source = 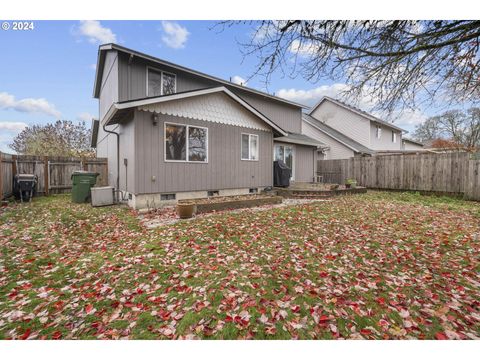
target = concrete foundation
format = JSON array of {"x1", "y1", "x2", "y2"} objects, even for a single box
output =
[{"x1": 128, "y1": 187, "x2": 266, "y2": 210}]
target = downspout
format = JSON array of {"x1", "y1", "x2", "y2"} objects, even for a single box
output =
[{"x1": 102, "y1": 122, "x2": 120, "y2": 203}]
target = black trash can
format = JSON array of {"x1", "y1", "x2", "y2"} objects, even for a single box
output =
[
  {"x1": 13, "y1": 174, "x2": 38, "y2": 202},
  {"x1": 273, "y1": 160, "x2": 292, "y2": 187}
]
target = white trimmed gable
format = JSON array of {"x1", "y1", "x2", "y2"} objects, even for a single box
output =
[{"x1": 138, "y1": 92, "x2": 271, "y2": 132}]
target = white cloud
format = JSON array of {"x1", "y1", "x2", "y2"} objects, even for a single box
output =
[
  {"x1": 0, "y1": 92, "x2": 61, "y2": 118},
  {"x1": 0, "y1": 121, "x2": 27, "y2": 132},
  {"x1": 385, "y1": 109, "x2": 427, "y2": 129},
  {"x1": 77, "y1": 112, "x2": 94, "y2": 122},
  {"x1": 0, "y1": 121, "x2": 28, "y2": 154},
  {"x1": 277, "y1": 83, "x2": 352, "y2": 107},
  {"x1": 231, "y1": 75, "x2": 247, "y2": 86},
  {"x1": 78, "y1": 20, "x2": 117, "y2": 44},
  {"x1": 161, "y1": 21, "x2": 189, "y2": 49},
  {"x1": 289, "y1": 39, "x2": 320, "y2": 57}
]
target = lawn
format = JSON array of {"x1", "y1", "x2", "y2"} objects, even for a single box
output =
[{"x1": 0, "y1": 192, "x2": 479, "y2": 340}]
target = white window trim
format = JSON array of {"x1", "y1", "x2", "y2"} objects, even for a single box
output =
[
  {"x1": 241, "y1": 133, "x2": 260, "y2": 161},
  {"x1": 146, "y1": 66, "x2": 177, "y2": 97},
  {"x1": 273, "y1": 143, "x2": 295, "y2": 181},
  {"x1": 164, "y1": 121, "x2": 208, "y2": 163}
]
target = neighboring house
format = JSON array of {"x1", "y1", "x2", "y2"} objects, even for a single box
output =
[
  {"x1": 402, "y1": 138, "x2": 424, "y2": 151},
  {"x1": 91, "y1": 44, "x2": 324, "y2": 209},
  {"x1": 302, "y1": 96, "x2": 407, "y2": 159}
]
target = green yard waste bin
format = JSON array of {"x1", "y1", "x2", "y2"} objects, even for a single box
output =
[{"x1": 71, "y1": 171, "x2": 99, "y2": 203}]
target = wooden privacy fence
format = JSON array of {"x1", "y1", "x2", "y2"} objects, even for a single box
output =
[
  {"x1": 317, "y1": 152, "x2": 480, "y2": 201},
  {"x1": 0, "y1": 152, "x2": 108, "y2": 200}
]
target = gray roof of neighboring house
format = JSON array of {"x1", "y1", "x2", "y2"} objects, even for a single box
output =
[
  {"x1": 308, "y1": 96, "x2": 407, "y2": 133},
  {"x1": 93, "y1": 43, "x2": 307, "y2": 109},
  {"x1": 274, "y1": 132, "x2": 327, "y2": 148},
  {"x1": 302, "y1": 114, "x2": 375, "y2": 154},
  {"x1": 402, "y1": 138, "x2": 424, "y2": 146}
]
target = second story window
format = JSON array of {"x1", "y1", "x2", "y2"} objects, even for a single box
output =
[
  {"x1": 376, "y1": 125, "x2": 382, "y2": 139},
  {"x1": 162, "y1": 72, "x2": 176, "y2": 95},
  {"x1": 392, "y1": 131, "x2": 397, "y2": 143},
  {"x1": 147, "y1": 68, "x2": 176, "y2": 97}
]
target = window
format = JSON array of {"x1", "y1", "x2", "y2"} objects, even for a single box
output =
[
  {"x1": 274, "y1": 144, "x2": 294, "y2": 179},
  {"x1": 147, "y1": 68, "x2": 162, "y2": 97},
  {"x1": 392, "y1": 131, "x2": 397, "y2": 143},
  {"x1": 275, "y1": 144, "x2": 293, "y2": 169},
  {"x1": 165, "y1": 123, "x2": 186, "y2": 161},
  {"x1": 161, "y1": 193, "x2": 176, "y2": 200},
  {"x1": 241, "y1": 134, "x2": 259, "y2": 161},
  {"x1": 165, "y1": 123, "x2": 207, "y2": 162},
  {"x1": 147, "y1": 68, "x2": 176, "y2": 97},
  {"x1": 162, "y1": 72, "x2": 176, "y2": 95},
  {"x1": 188, "y1": 126, "x2": 207, "y2": 162},
  {"x1": 376, "y1": 125, "x2": 382, "y2": 139}
]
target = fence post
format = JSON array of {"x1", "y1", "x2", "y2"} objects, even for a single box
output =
[
  {"x1": 44, "y1": 156, "x2": 49, "y2": 196},
  {"x1": 12, "y1": 155, "x2": 17, "y2": 176},
  {"x1": 82, "y1": 158, "x2": 88, "y2": 171}
]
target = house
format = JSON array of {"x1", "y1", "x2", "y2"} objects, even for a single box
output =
[
  {"x1": 402, "y1": 138, "x2": 424, "y2": 151},
  {"x1": 91, "y1": 44, "x2": 325, "y2": 209},
  {"x1": 302, "y1": 96, "x2": 409, "y2": 159}
]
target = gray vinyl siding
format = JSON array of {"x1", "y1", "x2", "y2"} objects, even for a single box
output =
[
  {"x1": 96, "y1": 114, "x2": 135, "y2": 192},
  {"x1": 229, "y1": 89, "x2": 302, "y2": 133},
  {"x1": 294, "y1": 145, "x2": 317, "y2": 182},
  {"x1": 274, "y1": 141, "x2": 316, "y2": 182},
  {"x1": 370, "y1": 122, "x2": 402, "y2": 151},
  {"x1": 403, "y1": 140, "x2": 424, "y2": 150},
  {"x1": 116, "y1": 53, "x2": 302, "y2": 133},
  {"x1": 310, "y1": 101, "x2": 371, "y2": 148},
  {"x1": 99, "y1": 50, "x2": 119, "y2": 121},
  {"x1": 119, "y1": 119, "x2": 135, "y2": 193},
  {"x1": 302, "y1": 121, "x2": 355, "y2": 160},
  {"x1": 96, "y1": 125, "x2": 118, "y2": 188},
  {"x1": 133, "y1": 109, "x2": 273, "y2": 194},
  {"x1": 117, "y1": 53, "x2": 215, "y2": 101}
]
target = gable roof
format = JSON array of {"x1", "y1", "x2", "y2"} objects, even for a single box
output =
[
  {"x1": 103, "y1": 86, "x2": 288, "y2": 136},
  {"x1": 308, "y1": 96, "x2": 406, "y2": 133},
  {"x1": 402, "y1": 138, "x2": 424, "y2": 146},
  {"x1": 302, "y1": 114, "x2": 375, "y2": 155},
  {"x1": 274, "y1": 132, "x2": 328, "y2": 148},
  {"x1": 93, "y1": 43, "x2": 307, "y2": 109}
]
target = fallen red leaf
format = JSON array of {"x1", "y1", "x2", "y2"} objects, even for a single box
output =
[{"x1": 435, "y1": 332, "x2": 448, "y2": 340}]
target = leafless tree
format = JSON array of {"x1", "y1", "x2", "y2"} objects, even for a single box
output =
[
  {"x1": 413, "y1": 107, "x2": 480, "y2": 149},
  {"x1": 219, "y1": 21, "x2": 480, "y2": 114}
]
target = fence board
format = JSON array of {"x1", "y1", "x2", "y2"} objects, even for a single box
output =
[
  {"x1": 317, "y1": 152, "x2": 480, "y2": 201},
  {"x1": 1, "y1": 152, "x2": 108, "y2": 199}
]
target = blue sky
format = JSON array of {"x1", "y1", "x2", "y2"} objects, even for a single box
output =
[{"x1": 0, "y1": 20, "x2": 428, "y2": 152}]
